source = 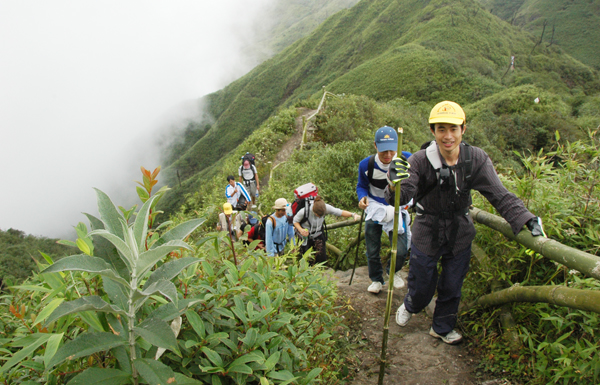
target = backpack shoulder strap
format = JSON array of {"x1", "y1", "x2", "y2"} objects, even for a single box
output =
[
  {"x1": 425, "y1": 141, "x2": 442, "y2": 171},
  {"x1": 462, "y1": 143, "x2": 472, "y2": 187},
  {"x1": 367, "y1": 155, "x2": 376, "y2": 183}
]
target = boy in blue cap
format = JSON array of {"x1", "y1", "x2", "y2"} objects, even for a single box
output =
[{"x1": 356, "y1": 126, "x2": 412, "y2": 294}]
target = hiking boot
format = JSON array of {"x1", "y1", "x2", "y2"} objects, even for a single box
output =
[
  {"x1": 367, "y1": 281, "x2": 383, "y2": 294},
  {"x1": 393, "y1": 271, "x2": 405, "y2": 289},
  {"x1": 395, "y1": 303, "x2": 412, "y2": 326},
  {"x1": 429, "y1": 328, "x2": 463, "y2": 345}
]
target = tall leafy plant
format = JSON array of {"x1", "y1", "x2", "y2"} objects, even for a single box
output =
[{"x1": 37, "y1": 187, "x2": 205, "y2": 384}]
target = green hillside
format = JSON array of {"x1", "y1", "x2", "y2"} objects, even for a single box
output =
[
  {"x1": 159, "y1": 0, "x2": 599, "y2": 215},
  {"x1": 478, "y1": 0, "x2": 600, "y2": 69}
]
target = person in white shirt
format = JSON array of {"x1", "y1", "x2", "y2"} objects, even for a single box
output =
[
  {"x1": 293, "y1": 195, "x2": 360, "y2": 265},
  {"x1": 225, "y1": 175, "x2": 251, "y2": 210}
]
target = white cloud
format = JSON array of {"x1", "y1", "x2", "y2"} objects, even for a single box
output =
[{"x1": 0, "y1": 1, "x2": 273, "y2": 238}]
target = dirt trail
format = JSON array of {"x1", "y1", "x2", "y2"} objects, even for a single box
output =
[
  {"x1": 331, "y1": 266, "x2": 487, "y2": 385},
  {"x1": 260, "y1": 107, "x2": 317, "y2": 189}
]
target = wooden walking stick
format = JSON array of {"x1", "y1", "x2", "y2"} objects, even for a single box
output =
[
  {"x1": 378, "y1": 127, "x2": 403, "y2": 384},
  {"x1": 348, "y1": 210, "x2": 365, "y2": 285}
]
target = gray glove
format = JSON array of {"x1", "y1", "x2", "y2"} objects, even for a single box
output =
[{"x1": 526, "y1": 217, "x2": 546, "y2": 237}]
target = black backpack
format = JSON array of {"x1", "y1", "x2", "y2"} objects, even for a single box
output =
[
  {"x1": 253, "y1": 215, "x2": 275, "y2": 241},
  {"x1": 241, "y1": 152, "x2": 256, "y2": 167}
]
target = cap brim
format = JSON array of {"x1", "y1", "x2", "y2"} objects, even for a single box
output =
[
  {"x1": 376, "y1": 142, "x2": 398, "y2": 152},
  {"x1": 224, "y1": 210, "x2": 233, "y2": 215},
  {"x1": 429, "y1": 117, "x2": 465, "y2": 125}
]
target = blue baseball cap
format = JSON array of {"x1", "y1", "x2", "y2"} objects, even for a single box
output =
[{"x1": 374, "y1": 126, "x2": 398, "y2": 152}]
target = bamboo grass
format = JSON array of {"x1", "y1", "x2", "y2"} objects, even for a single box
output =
[{"x1": 378, "y1": 128, "x2": 403, "y2": 385}]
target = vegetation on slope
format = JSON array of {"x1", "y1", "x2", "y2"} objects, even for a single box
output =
[
  {"x1": 159, "y1": 0, "x2": 599, "y2": 216},
  {"x1": 478, "y1": 0, "x2": 600, "y2": 69},
  {"x1": 0, "y1": 228, "x2": 75, "y2": 286}
]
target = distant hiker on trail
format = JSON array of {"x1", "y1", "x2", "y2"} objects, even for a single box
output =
[
  {"x1": 216, "y1": 202, "x2": 244, "y2": 240},
  {"x1": 239, "y1": 156, "x2": 259, "y2": 206},
  {"x1": 357, "y1": 126, "x2": 412, "y2": 295},
  {"x1": 293, "y1": 195, "x2": 360, "y2": 266},
  {"x1": 265, "y1": 198, "x2": 296, "y2": 257},
  {"x1": 225, "y1": 175, "x2": 251, "y2": 211},
  {"x1": 386, "y1": 100, "x2": 546, "y2": 345}
]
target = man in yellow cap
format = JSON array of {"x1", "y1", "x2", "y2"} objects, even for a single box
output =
[{"x1": 385, "y1": 101, "x2": 545, "y2": 345}]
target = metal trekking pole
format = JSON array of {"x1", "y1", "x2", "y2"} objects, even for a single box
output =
[
  {"x1": 349, "y1": 210, "x2": 365, "y2": 286},
  {"x1": 378, "y1": 127, "x2": 403, "y2": 385}
]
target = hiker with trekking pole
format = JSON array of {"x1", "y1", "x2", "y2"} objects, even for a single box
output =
[
  {"x1": 385, "y1": 100, "x2": 546, "y2": 345},
  {"x1": 356, "y1": 126, "x2": 413, "y2": 294}
]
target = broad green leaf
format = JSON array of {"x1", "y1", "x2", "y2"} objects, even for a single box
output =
[
  {"x1": 232, "y1": 296, "x2": 248, "y2": 324},
  {"x1": 134, "y1": 317, "x2": 180, "y2": 355},
  {"x1": 84, "y1": 212, "x2": 104, "y2": 231},
  {"x1": 40, "y1": 252, "x2": 54, "y2": 264},
  {"x1": 0, "y1": 334, "x2": 52, "y2": 373},
  {"x1": 103, "y1": 278, "x2": 130, "y2": 311},
  {"x1": 40, "y1": 254, "x2": 129, "y2": 286},
  {"x1": 110, "y1": 346, "x2": 131, "y2": 374},
  {"x1": 79, "y1": 311, "x2": 105, "y2": 332},
  {"x1": 88, "y1": 230, "x2": 133, "y2": 271},
  {"x1": 143, "y1": 257, "x2": 201, "y2": 290},
  {"x1": 138, "y1": 279, "x2": 178, "y2": 307},
  {"x1": 152, "y1": 218, "x2": 206, "y2": 248},
  {"x1": 201, "y1": 346, "x2": 224, "y2": 368},
  {"x1": 43, "y1": 333, "x2": 64, "y2": 368},
  {"x1": 186, "y1": 310, "x2": 206, "y2": 339},
  {"x1": 240, "y1": 328, "x2": 258, "y2": 348},
  {"x1": 227, "y1": 363, "x2": 252, "y2": 375},
  {"x1": 133, "y1": 194, "x2": 158, "y2": 251},
  {"x1": 230, "y1": 351, "x2": 265, "y2": 367},
  {"x1": 136, "y1": 241, "x2": 191, "y2": 277},
  {"x1": 32, "y1": 298, "x2": 64, "y2": 327},
  {"x1": 147, "y1": 302, "x2": 181, "y2": 322},
  {"x1": 136, "y1": 186, "x2": 149, "y2": 203},
  {"x1": 57, "y1": 239, "x2": 77, "y2": 248},
  {"x1": 76, "y1": 238, "x2": 92, "y2": 255},
  {"x1": 45, "y1": 296, "x2": 126, "y2": 326},
  {"x1": 267, "y1": 370, "x2": 297, "y2": 382},
  {"x1": 260, "y1": 377, "x2": 269, "y2": 385},
  {"x1": 264, "y1": 351, "x2": 280, "y2": 371},
  {"x1": 133, "y1": 358, "x2": 176, "y2": 385},
  {"x1": 47, "y1": 332, "x2": 127, "y2": 369},
  {"x1": 66, "y1": 367, "x2": 131, "y2": 385},
  {"x1": 41, "y1": 270, "x2": 66, "y2": 291},
  {"x1": 173, "y1": 372, "x2": 203, "y2": 385},
  {"x1": 299, "y1": 368, "x2": 322, "y2": 385},
  {"x1": 94, "y1": 188, "x2": 125, "y2": 239}
]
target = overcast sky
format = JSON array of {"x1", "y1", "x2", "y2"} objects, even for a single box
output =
[{"x1": 0, "y1": 1, "x2": 274, "y2": 239}]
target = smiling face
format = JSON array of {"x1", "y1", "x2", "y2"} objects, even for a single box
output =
[
  {"x1": 373, "y1": 143, "x2": 397, "y2": 165},
  {"x1": 431, "y1": 123, "x2": 465, "y2": 162}
]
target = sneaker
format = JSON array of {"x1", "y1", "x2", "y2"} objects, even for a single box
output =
[
  {"x1": 429, "y1": 327, "x2": 463, "y2": 345},
  {"x1": 395, "y1": 303, "x2": 412, "y2": 326},
  {"x1": 393, "y1": 271, "x2": 405, "y2": 289},
  {"x1": 367, "y1": 281, "x2": 383, "y2": 293}
]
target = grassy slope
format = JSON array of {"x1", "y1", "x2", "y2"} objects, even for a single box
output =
[
  {"x1": 160, "y1": 0, "x2": 599, "y2": 214},
  {"x1": 478, "y1": 0, "x2": 600, "y2": 69}
]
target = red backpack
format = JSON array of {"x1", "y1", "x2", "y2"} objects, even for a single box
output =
[{"x1": 291, "y1": 183, "x2": 318, "y2": 221}]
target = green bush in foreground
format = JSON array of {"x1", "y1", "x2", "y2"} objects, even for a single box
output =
[{"x1": 0, "y1": 177, "x2": 348, "y2": 384}]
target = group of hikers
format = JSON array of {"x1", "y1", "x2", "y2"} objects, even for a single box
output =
[{"x1": 216, "y1": 100, "x2": 546, "y2": 345}]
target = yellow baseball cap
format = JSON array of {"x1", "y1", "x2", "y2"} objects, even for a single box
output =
[{"x1": 429, "y1": 101, "x2": 466, "y2": 125}]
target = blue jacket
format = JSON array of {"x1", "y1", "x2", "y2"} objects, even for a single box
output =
[{"x1": 265, "y1": 214, "x2": 295, "y2": 256}]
